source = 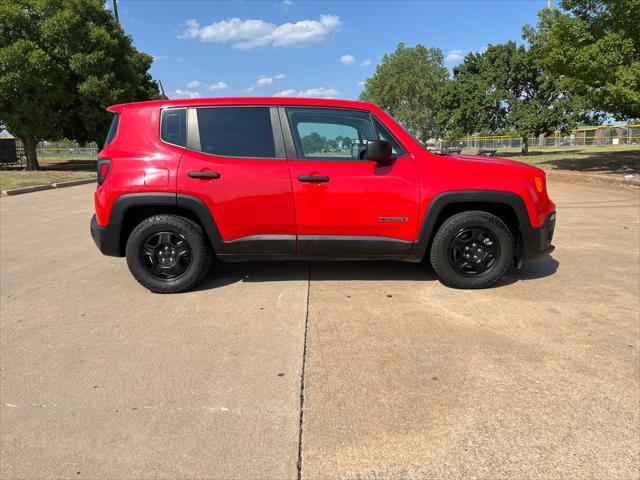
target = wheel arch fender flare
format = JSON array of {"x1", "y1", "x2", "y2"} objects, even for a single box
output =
[
  {"x1": 411, "y1": 190, "x2": 534, "y2": 258},
  {"x1": 108, "y1": 192, "x2": 225, "y2": 253},
  {"x1": 175, "y1": 193, "x2": 224, "y2": 251}
]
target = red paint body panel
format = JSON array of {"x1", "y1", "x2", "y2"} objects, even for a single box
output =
[
  {"x1": 94, "y1": 105, "x2": 182, "y2": 226},
  {"x1": 95, "y1": 97, "x2": 555, "y2": 248},
  {"x1": 177, "y1": 151, "x2": 296, "y2": 240},
  {"x1": 287, "y1": 157, "x2": 420, "y2": 241}
]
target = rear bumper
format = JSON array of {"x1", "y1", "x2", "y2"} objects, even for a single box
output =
[
  {"x1": 90, "y1": 215, "x2": 122, "y2": 257},
  {"x1": 522, "y1": 211, "x2": 556, "y2": 260}
]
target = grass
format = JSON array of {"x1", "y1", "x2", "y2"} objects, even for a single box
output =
[
  {"x1": 0, "y1": 156, "x2": 96, "y2": 191},
  {"x1": 0, "y1": 170, "x2": 95, "y2": 191},
  {"x1": 463, "y1": 145, "x2": 640, "y2": 175}
]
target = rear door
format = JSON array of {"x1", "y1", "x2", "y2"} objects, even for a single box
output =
[
  {"x1": 281, "y1": 106, "x2": 420, "y2": 257},
  {"x1": 176, "y1": 105, "x2": 296, "y2": 256}
]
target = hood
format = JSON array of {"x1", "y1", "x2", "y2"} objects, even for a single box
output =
[
  {"x1": 433, "y1": 153, "x2": 545, "y2": 176},
  {"x1": 449, "y1": 153, "x2": 541, "y2": 170}
]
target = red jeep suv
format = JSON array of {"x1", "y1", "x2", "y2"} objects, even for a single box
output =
[{"x1": 91, "y1": 97, "x2": 555, "y2": 293}]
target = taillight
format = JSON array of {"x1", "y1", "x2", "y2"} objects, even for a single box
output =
[{"x1": 97, "y1": 159, "x2": 111, "y2": 185}]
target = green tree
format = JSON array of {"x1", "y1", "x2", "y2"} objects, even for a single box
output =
[
  {"x1": 360, "y1": 43, "x2": 449, "y2": 141},
  {"x1": 524, "y1": 0, "x2": 640, "y2": 119},
  {"x1": 439, "y1": 42, "x2": 579, "y2": 155},
  {"x1": 0, "y1": 0, "x2": 159, "y2": 170},
  {"x1": 437, "y1": 51, "x2": 506, "y2": 140},
  {"x1": 301, "y1": 132, "x2": 326, "y2": 154}
]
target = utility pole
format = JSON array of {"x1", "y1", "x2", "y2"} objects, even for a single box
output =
[
  {"x1": 158, "y1": 80, "x2": 169, "y2": 100},
  {"x1": 113, "y1": 0, "x2": 119, "y2": 24}
]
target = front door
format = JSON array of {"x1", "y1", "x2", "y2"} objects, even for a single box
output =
[
  {"x1": 281, "y1": 106, "x2": 420, "y2": 257},
  {"x1": 177, "y1": 106, "x2": 296, "y2": 256}
]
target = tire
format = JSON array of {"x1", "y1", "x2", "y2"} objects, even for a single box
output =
[
  {"x1": 125, "y1": 214, "x2": 211, "y2": 293},
  {"x1": 429, "y1": 210, "x2": 514, "y2": 289}
]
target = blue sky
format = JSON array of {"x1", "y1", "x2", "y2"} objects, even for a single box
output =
[{"x1": 110, "y1": 0, "x2": 548, "y2": 100}]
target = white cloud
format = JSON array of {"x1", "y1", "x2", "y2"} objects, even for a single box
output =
[
  {"x1": 360, "y1": 59, "x2": 372, "y2": 66},
  {"x1": 273, "y1": 87, "x2": 339, "y2": 98},
  {"x1": 152, "y1": 54, "x2": 168, "y2": 61},
  {"x1": 180, "y1": 15, "x2": 341, "y2": 50},
  {"x1": 445, "y1": 49, "x2": 465, "y2": 62},
  {"x1": 247, "y1": 73, "x2": 286, "y2": 92},
  {"x1": 357, "y1": 81, "x2": 365, "y2": 87},
  {"x1": 208, "y1": 81, "x2": 229, "y2": 91},
  {"x1": 281, "y1": 0, "x2": 293, "y2": 9},
  {"x1": 256, "y1": 75, "x2": 274, "y2": 87},
  {"x1": 173, "y1": 89, "x2": 201, "y2": 99},
  {"x1": 187, "y1": 80, "x2": 229, "y2": 91},
  {"x1": 340, "y1": 54, "x2": 356, "y2": 66}
]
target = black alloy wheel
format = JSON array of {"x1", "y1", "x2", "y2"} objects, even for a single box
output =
[
  {"x1": 141, "y1": 231, "x2": 192, "y2": 280},
  {"x1": 125, "y1": 214, "x2": 211, "y2": 293},
  {"x1": 429, "y1": 210, "x2": 514, "y2": 289},
  {"x1": 448, "y1": 227, "x2": 500, "y2": 276}
]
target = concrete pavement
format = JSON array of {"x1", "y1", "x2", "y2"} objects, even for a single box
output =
[
  {"x1": 0, "y1": 186, "x2": 308, "y2": 478},
  {"x1": 1, "y1": 180, "x2": 638, "y2": 479}
]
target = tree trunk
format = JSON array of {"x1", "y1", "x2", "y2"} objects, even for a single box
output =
[
  {"x1": 521, "y1": 135, "x2": 529, "y2": 156},
  {"x1": 22, "y1": 136, "x2": 39, "y2": 170}
]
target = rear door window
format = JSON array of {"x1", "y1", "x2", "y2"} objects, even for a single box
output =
[
  {"x1": 161, "y1": 108, "x2": 187, "y2": 147},
  {"x1": 196, "y1": 107, "x2": 275, "y2": 158}
]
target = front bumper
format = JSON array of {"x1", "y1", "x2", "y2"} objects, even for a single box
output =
[
  {"x1": 522, "y1": 211, "x2": 556, "y2": 260},
  {"x1": 90, "y1": 215, "x2": 122, "y2": 257}
]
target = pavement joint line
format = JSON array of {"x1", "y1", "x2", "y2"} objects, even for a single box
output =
[{"x1": 296, "y1": 262, "x2": 311, "y2": 480}]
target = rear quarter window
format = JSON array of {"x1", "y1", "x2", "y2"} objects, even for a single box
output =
[
  {"x1": 161, "y1": 108, "x2": 187, "y2": 147},
  {"x1": 104, "y1": 114, "x2": 119, "y2": 147}
]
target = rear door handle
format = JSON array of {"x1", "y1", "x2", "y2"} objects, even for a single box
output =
[
  {"x1": 298, "y1": 175, "x2": 329, "y2": 183},
  {"x1": 189, "y1": 171, "x2": 220, "y2": 179}
]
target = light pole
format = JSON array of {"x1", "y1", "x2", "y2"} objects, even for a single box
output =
[{"x1": 113, "y1": 0, "x2": 119, "y2": 24}]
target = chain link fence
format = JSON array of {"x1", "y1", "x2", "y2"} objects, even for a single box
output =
[
  {"x1": 435, "y1": 124, "x2": 640, "y2": 152},
  {"x1": 11, "y1": 124, "x2": 640, "y2": 159},
  {"x1": 14, "y1": 140, "x2": 99, "y2": 161}
]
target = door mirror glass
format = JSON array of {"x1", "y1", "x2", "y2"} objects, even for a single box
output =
[{"x1": 366, "y1": 140, "x2": 392, "y2": 164}]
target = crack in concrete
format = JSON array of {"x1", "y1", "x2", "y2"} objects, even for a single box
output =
[{"x1": 296, "y1": 263, "x2": 311, "y2": 480}]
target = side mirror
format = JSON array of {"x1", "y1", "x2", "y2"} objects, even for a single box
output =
[{"x1": 365, "y1": 140, "x2": 392, "y2": 164}]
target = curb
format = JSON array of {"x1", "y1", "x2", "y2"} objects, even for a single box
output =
[
  {"x1": 546, "y1": 170, "x2": 639, "y2": 188},
  {"x1": 1, "y1": 178, "x2": 95, "y2": 197}
]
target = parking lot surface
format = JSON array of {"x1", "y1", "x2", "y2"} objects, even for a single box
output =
[{"x1": 1, "y1": 179, "x2": 638, "y2": 479}]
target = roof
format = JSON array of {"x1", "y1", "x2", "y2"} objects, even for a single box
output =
[
  {"x1": 107, "y1": 97, "x2": 377, "y2": 113},
  {"x1": 0, "y1": 129, "x2": 14, "y2": 139}
]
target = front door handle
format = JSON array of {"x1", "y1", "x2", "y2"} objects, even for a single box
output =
[
  {"x1": 189, "y1": 171, "x2": 221, "y2": 179},
  {"x1": 298, "y1": 175, "x2": 329, "y2": 183}
]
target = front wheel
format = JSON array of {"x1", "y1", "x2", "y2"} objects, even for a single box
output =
[
  {"x1": 125, "y1": 214, "x2": 211, "y2": 293},
  {"x1": 429, "y1": 211, "x2": 514, "y2": 289}
]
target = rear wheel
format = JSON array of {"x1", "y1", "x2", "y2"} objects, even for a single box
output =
[
  {"x1": 125, "y1": 214, "x2": 211, "y2": 293},
  {"x1": 429, "y1": 211, "x2": 514, "y2": 289}
]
